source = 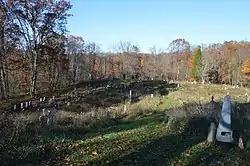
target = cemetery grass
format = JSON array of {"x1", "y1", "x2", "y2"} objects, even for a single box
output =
[{"x1": 1, "y1": 82, "x2": 250, "y2": 165}]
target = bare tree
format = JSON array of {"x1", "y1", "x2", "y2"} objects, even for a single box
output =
[
  {"x1": 66, "y1": 35, "x2": 84, "y2": 88},
  {"x1": 113, "y1": 41, "x2": 141, "y2": 78},
  {"x1": 9, "y1": 0, "x2": 72, "y2": 97},
  {"x1": 168, "y1": 39, "x2": 191, "y2": 81},
  {"x1": 85, "y1": 42, "x2": 100, "y2": 80},
  {"x1": 198, "y1": 44, "x2": 223, "y2": 83}
]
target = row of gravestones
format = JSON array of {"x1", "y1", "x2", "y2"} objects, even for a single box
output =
[
  {"x1": 107, "y1": 74, "x2": 168, "y2": 81},
  {"x1": 6, "y1": 96, "x2": 59, "y2": 112}
]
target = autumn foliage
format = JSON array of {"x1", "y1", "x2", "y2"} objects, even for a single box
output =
[
  {"x1": 241, "y1": 59, "x2": 250, "y2": 80},
  {"x1": 1, "y1": 0, "x2": 250, "y2": 99}
]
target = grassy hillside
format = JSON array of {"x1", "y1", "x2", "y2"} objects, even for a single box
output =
[{"x1": 1, "y1": 81, "x2": 250, "y2": 165}]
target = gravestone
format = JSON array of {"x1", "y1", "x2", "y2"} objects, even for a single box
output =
[
  {"x1": 215, "y1": 95, "x2": 234, "y2": 143},
  {"x1": 129, "y1": 90, "x2": 132, "y2": 102},
  {"x1": 20, "y1": 102, "x2": 23, "y2": 110},
  {"x1": 246, "y1": 94, "x2": 250, "y2": 103},
  {"x1": 25, "y1": 102, "x2": 28, "y2": 108},
  {"x1": 207, "y1": 122, "x2": 216, "y2": 142}
]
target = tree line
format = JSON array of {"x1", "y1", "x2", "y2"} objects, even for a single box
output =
[{"x1": 1, "y1": 0, "x2": 250, "y2": 100}]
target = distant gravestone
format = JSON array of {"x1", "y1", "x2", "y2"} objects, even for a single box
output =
[
  {"x1": 129, "y1": 90, "x2": 132, "y2": 102},
  {"x1": 25, "y1": 102, "x2": 28, "y2": 108},
  {"x1": 20, "y1": 102, "x2": 23, "y2": 110},
  {"x1": 247, "y1": 95, "x2": 250, "y2": 103}
]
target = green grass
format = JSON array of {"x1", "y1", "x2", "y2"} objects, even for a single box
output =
[{"x1": 1, "y1": 82, "x2": 250, "y2": 165}]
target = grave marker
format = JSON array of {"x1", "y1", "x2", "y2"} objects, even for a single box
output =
[
  {"x1": 20, "y1": 102, "x2": 23, "y2": 109},
  {"x1": 215, "y1": 95, "x2": 233, "y2": 143},
  {"x1": 129, "y1": 90, "x2": 132, "y2": 102},
  {"x1": 25, "y1": 102, "x2": 28, "y2": 108},
  {"x1": 207, "y1": 122, "x2": 216, "y2": 142}
]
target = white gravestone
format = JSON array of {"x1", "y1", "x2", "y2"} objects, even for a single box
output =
[
  {"x1": 20, "y1": 102, "x2": 23, "y2": 109},
  {"x1": 129, "y1": 90, "x2": 132, "y2": 102},
  {"x1": 25, "y1": 102, "x2": 28, "y2": 108},
  {"x1": 215, "y1": 95, "x2": 234, "y2": 143}
]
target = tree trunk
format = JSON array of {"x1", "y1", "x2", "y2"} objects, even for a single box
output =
[
  {"x1": 30, "y1": 26, "x2": 38, "y2": 97},
  {"x1": 0, "y1": 11, "x2": 7, "y2": 99},
  {"x1": 72, "y1": 54, "x2": 78, "y2": 90},
  {"x1": 177, "y1": 65, "x2": 180, "y2": 81},
  {"x1": 0, "y1": 64, "x2": 7, "y2": 99},
  {"x1": 30, "y1": 52, "x2": 38, "y2": 97},
  {"x1": 49, "y1": 60, "x2": 57, "y2": 91}
]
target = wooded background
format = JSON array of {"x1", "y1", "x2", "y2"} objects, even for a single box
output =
[{"x1": 1, "y1": 0, "x2": 250, "y2": 100}]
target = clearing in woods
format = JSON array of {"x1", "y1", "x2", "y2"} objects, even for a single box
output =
[{"x1": 1, "y1": 81, "x2": 250, "y2": 165}]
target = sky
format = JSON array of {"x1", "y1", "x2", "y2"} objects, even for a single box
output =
[{"x1": 67, "y1": 0, "x2": 250, "y2": 53}]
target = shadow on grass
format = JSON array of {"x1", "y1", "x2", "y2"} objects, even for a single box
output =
[
  {"x1": 89, "y1": 116, "x2": 210, "y2": 166},
  {"x1": 80, "y1": 80, "x2": 177, "y2": 108},
  {"x1": 5, "y1": 99, "x2": 250, "y2": 165}
]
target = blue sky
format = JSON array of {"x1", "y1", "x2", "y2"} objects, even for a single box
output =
[{"x1": 67, "y1": 0, "x2": 250, "y2": 52}]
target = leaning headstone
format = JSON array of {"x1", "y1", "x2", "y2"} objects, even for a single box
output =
[
  {"x1": 40, "y1": 98, "x2": 43, "y2": 102},
  {"x1": 207, "y1": 122, "x2": 216, "y2": 142},
  {"x1": 43, "y1": 97, "x2": 46, "y2": 102}
]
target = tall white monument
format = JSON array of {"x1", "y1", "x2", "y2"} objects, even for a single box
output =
[{"x1": 216, "y1": 95, "x2": 234, "y2": 143}]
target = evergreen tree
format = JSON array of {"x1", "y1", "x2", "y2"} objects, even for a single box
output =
[{"x1": 190, "y1": 46, "x2": 201, "y2": 80}]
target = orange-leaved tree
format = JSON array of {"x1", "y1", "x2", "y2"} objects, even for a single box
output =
[{"x1": 241, "y1": 59, "x2": 250, "y2": 80}]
